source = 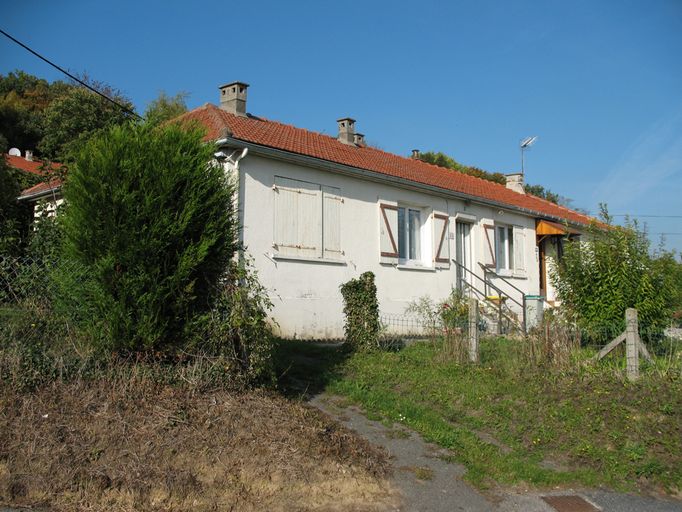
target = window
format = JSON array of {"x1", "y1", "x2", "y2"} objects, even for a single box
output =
[
  {"x1": 273, "y1": 176, "x2": 342, "y2": 259},
  {"x1": 379, "y1": 203, "x2": 437, "y2": 267},
  {"x1": 496, "y1": 225, "x2": 514, "y2": 272},
  {"x1": 485, "y1": 224, "x2": 526, "y2": 277},
  {"x1": 397, "y1": 206, "x2": 421, "y2": 261}
]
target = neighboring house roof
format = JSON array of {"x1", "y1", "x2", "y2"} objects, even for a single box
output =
[
  {"x1": 5, "y1": 154, "x2": 64, "y2": 201},
  {"x1": 6, "y1": 154, "x2": 51, "y2": 176},
  {"x1": 176, "y1": 104, "x2": 593, "y2": 226},
  {"x1": 18, "y1": 178, "x2": 63, "y2": 201}
]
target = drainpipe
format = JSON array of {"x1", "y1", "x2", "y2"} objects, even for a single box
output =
[{"x1": 215, "y1": 144, "x2": 249, "y2": 264}]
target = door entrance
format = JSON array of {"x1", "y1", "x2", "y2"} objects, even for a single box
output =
[{"x1": 455, "y1": 222, "x2": 472, "y2": 291}]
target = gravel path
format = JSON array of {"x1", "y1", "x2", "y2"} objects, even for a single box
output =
[{"x1": 310, "y1": 393, "x2": 682, "y2": 512}]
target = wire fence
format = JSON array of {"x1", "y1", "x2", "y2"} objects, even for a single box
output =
[{"x1": 2, "y1": 256, "x2": 681, "y2": 376}]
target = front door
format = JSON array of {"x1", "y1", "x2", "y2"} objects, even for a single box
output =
[{"x1": 455, "y1": 222, "x2": 472, "y2": 291}]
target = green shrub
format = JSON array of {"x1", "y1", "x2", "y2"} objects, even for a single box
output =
[
  {"x1": 187, "y1": 257, "x2": 275, "y2": 386},
  {"x1": 340, "y1": 272, "x2": 380, "y2": 351},
  {"x1": 60, "y1": 122, "x2": 237, "y2": 352},
  {"x1": 406, "y1": 288, "x2": 469, "y2": 334},
  {"x1": 551, "y1": 207, "x2": 673, "y2": 342}
]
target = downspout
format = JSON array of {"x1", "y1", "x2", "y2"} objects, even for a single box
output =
[{"x1": 216, "y1": 142, "x2": 249, "y2": 264}]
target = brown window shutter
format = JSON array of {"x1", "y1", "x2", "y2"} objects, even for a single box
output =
[
  {"x1": 483, "y1": 224, "x2": 496, "y2": 268},
  {"x1": 433, "y1": 213, "x2": 450, "y2": 268},
  {"x1": 379, "y1": 203, "x2": 399, "y2": 264}
]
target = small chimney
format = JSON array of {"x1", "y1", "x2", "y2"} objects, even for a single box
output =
[
  {"x1": 505, "y1": 173, "x2": 525, "y2": 194},
  {"x1": 25, "y1": 150, "x2": 33, "y2": 161},
  {"x1": 219, "y1": 81, "x2": 249, "y2": 116},
  {"x1": 337, "y1": 117, "x2": 356, "y2": 145},
  {"x1": 411, "y1": 149, "x2": 420, "y2": 159},
  {"x1": 353, "y1": 133, "x2": 365, "y2": 147}
]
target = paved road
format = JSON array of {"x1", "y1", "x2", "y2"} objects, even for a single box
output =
[{"x1": 311, "y1": 394, "x2": 682, "y2": 512}]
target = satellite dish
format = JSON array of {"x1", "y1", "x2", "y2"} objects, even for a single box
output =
[
  {"x1": 8, "y1": 147, "x2": 21, "y2": 156},
  {"x1": 520, "y1": 136, "x2": 537, "y2": 148}
]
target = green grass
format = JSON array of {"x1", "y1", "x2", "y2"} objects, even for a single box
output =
[{"x1": 276, "y1": 338, "x2": 682, "y2": 495}]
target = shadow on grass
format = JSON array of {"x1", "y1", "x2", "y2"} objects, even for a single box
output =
[{"x1": 274, "y1": 339, "x2": 351, "y2": 398}]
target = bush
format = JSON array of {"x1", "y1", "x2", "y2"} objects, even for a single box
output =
[
  {"x1": 187, "y1": 257, "x2": 275, "y2": 386},
  {"x1": 340, "y1": 272, "x2": 380, "y2": 351},
  {"x1": 60, "y1": 122, "x2": 237, "y2": 353},
  {"x1": 551, "y1": 207, "x2": 673, "y2": 341},
  {"x1": 405, "y1": 288, "x2": 469, "y2": 335}
]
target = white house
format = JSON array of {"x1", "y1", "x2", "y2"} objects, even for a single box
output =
[
  {"x1": 175, "y1": 82, "x2": 592, "y2": 339},
  {"x1": 7, "y1": 150, "x2": 64, "y2": 218}
]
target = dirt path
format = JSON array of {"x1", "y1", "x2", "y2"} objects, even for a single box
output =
[{"x1": 311, "y1": 393, "x2": 682, "y2": 512}]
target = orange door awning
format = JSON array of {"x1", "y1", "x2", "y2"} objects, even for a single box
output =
[{"x1": 536, "y1": 219, "x2": 580, "y2": 236}]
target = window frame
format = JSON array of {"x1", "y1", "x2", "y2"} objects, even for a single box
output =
[
  {"x1": 495, "y1": 224, "x2": 515, "y2": 276},
  {"x1": 397, "y1": 206, "x2": 423, "y2": 263},
  {"x1": 394, "y1": 204, "x2": 433, "y2": 267}
]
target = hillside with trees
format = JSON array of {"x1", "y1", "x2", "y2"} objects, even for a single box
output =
[
  {"x1": 418, "y1": 151, "x2": 563, "y2": 205},
  {"x1": 0, "y1": 70, "x2": 187, "y2": 162}
]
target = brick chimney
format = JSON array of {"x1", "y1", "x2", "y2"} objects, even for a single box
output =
[
  {"x1": 219, "y1": 81, "x2": 249, "y2": 116},
  {"x1": 337, "y1": 117, "x2": 356, "y2": 145},
  {"x1": 411, "y1": 149, "x2": 420, "y2": 159},
  {"x1": 25, "y1": 149, "x2": 33, "y2": 161},
  {"x1": 353, "y1": 133, "x2": 366, "y2": 146},
  {"x1": 505, "y1": 173, "x2": 525, "y2": 194}
]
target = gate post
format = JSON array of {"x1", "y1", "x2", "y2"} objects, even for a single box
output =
[
  {"x1": 625, "y1": 308, "x2": 639, "y2": 381},
  {"x1": 468, "y1": 298, "x2": 479, "y2": 363}
]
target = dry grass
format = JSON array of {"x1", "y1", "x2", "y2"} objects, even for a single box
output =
[{"x1": 0, "y1": 377, "x2": 397, "y2": 511}]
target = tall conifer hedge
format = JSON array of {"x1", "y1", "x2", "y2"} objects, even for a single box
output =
[{"x1": 60, "y1": 122, "x2": 237, "y2": 352}]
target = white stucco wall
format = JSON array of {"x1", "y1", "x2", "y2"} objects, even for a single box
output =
[{"x1": 238, "y1": 154, "x2": 542, "y2": 339}]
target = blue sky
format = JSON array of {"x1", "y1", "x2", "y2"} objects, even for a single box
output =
[{"x1": 2, "y1": 0, "x2": 681, "y2": 251}]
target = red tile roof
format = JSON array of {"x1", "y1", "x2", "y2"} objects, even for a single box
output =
[
  {"x1": 19, "y1": 178, "x2": 63, "y2": 199},
  {"x1": 176, "y1": 104, "x2": 593, "y2": 226},
  {"x1": 5, "y1": 154, "x2": 54, "y2": 175},
  {"x1": 5, "y1": 154, "x2": 64, "y2": 199}
]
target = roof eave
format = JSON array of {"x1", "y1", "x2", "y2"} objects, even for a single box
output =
[
  {"x1": 217, "y1": 137, "x2": 589, "y2": 230},
  {"x1": 17, "y1": 187, "x2": 62, "y2": 202}
]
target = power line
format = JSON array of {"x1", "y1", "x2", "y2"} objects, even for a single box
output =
[
  {"x1": 0, "y1": 28, "x2": 143, "y2": 120},
  {"x1": 611, "y1": 214, "x2": 682, "y2": 219}
]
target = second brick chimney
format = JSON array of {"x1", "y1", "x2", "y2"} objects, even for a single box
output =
[{"x1": 505, "y1": 173, "x2": 525, "y2": 194}]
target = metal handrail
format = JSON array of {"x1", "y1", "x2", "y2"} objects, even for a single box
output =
[
  {"x1": 478, "y1": 263, "x2": 525, "y2": 299},
  {"x1": 452, "y1": 259, "x2": 507, "y2": 299},
  {"x1": 452, "y1": 259, "x2": 526, "y2": 334},
  {"x1": 477, "y1": 263, "x2": 527, "y2": 334}
]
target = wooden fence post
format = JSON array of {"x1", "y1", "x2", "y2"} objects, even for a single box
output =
[
  {"x1": 625, "y1": 308, "x2": 639, "y2": 381},
  {"x1": 468, "y1": 298, "x2": 479, "y2": 363}
]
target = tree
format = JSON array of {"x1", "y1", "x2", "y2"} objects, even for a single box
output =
[
  {"x1": 144, "y1": 91, "x2": 188, "y2": 126},
  {"x1": 550, "y1": 206, "x2": 674, "y2": 339},
  {"x1": 0, "y1": 70, "x2": 136, "y2": 161},
  {"x1": 39, "y1": 87, "x2": 135, "y2": 160},
  {"x1": 418, "y1": 151, "x2": 507, "y2": 184},
  {"x1": 524, "y1": 184, "x2": 561, "y2": 204},
  {"x1": 0, "y1": 140, "x2": 40, "y2": 254},
  {"x1": 60, "y1": 122, "x2": 238, "y2": 352},
  {"x1": 0, "y1": 71, "x2": 71, "y2": 154},
  {"x1": 418, "y1": 150, "x2": 564, "y2": 204}
]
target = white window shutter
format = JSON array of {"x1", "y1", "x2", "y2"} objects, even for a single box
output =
[
  {"x1": 432, "y1": 212, "x2": 450, "y2": 269},
  {"x1": 379, "y1": 202, "x2": 399, "y2": 264},
  {"x1": 274, "y1": 177, "x2": 322, "y2": 258},
  {"x1": 482, "y1": 224, "x2": 496, "y2": 268},
  {"x1": 322, "y1": 186, "x2": 342, "y2": 259},
  {"x1": 513, "y1": 226, "x2": 526, "y2": 275}
]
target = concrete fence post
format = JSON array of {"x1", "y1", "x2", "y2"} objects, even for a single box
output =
[
  {"x1": 625, "y1": 308, "x2": 639, "y2": 381},
  {"x1": 468, "y1": 298, "x2": 479, "y2": 363}
]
